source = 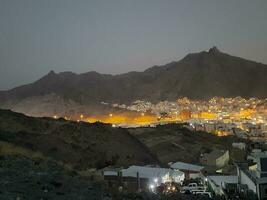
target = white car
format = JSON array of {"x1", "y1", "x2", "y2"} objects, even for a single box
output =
[{"x1": 182, "y1": 183, "x2": 205, "y2": 191}]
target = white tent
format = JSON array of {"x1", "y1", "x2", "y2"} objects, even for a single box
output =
[{"x1": 121, "y1": 165, "x2": 185, "y2": 184}]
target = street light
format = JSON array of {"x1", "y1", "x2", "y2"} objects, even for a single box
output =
[
  {"x1": 154, "y1": 178, "x2": 158, "y2": 183},
  {"x1": 149, "y1": 184, "x2": 155, "y2": 191}
]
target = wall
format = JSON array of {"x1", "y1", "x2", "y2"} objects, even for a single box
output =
[
  {"x1": 189, "y1": 172, "x2": 201, "y2": 179},
  {"x1": 216, "y1": 151, "x2": 229, "y2": 168},
  {"x1": 240, "y1": 170, "x2": 257, "y2": 193}
]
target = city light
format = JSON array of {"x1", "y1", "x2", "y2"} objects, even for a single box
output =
[{"x1": 48, "y1": 97, "x2": 266, "y2": 140}]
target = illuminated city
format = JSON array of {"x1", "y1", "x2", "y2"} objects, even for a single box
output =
[
  {"x1": 1, "y1": 1, "x2": 267, "y2": 199},
  {"x1": 51, "y1": 97, "x2": 267, "y2": 139}
]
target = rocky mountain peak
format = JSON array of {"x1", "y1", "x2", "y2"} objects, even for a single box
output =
[
  {"x1": 208, "y1": 46, "x2": 221, "y2": 54},
  {"x1": 47, "y1": 70, "x2": 56, "y2": 76}
]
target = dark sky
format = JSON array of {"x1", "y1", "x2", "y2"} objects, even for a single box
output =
[{"x1": 0, "y1": 0, "x2": 267, "y2": 90}]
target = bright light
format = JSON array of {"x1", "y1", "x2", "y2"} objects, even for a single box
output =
[
  {"x1": 149, "y1": 184, "x2": 155, "y2": 190},
  {"x1": 80, "y1": 114, "x2": 84, "y2": 119},
  {"x1": 53, "y1": 115, "x2": 57, "y2": 119},
  {"x1": 112, "y1": 124, "x2": 116, "y2": 128},
  {"x1": 154, "y1": 178, "x2": 158, "y2": 183},
  {"x1": 172, "y1": 186, "x2": 175, "y2": 191},
  {"x1": 109, "y1": 113, "x2": 113, "y2": 117}
]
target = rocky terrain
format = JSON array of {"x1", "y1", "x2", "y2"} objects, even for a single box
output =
[
  {"x1": 0, "y1": 109, "x2": 159, "y2": 171},
  {"x1": 0, "y1": 155, "x2": 109, "y2": 200},
  {"x1": 128, "y1": 124, "x2": 243, "y2": 165},
  {"x1": 0, "y1": 47, "x2": 267, "y2": 117}
]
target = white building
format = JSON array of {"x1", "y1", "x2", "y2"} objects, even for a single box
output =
[
  {"x1": 121, "y1": 165, "x2": 185, "y2": 184},
  {"x1": 236, "y1": 155, "x2": 267, "y2": 200},
  {"x1": 103, "y1": 165, "x2": 185, "y2": 192},
  {"x1": 170, "y1": 161, "x2": 204, "y2": 180},
  {"x1": 200, "y1": 150, "x2": 229, "y2": 168},
  {"x1": 207, "y1": 175, "x2": 238, "y2": 196}
]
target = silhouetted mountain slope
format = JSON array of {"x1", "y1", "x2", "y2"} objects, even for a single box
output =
[
  {"x1": 0, "y1": 155, "x2": 108, "y2": 199},
  {"x1": 0, "y1": 109, "x2": 159, "y2": 169},
  {"x1": 0, "y1": 47, "x2": 266, "y2": 106}
]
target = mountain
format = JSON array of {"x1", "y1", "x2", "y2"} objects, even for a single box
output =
[
  {"x1": 0, "y1": 47, "x2": 267, "y2": 114},
  {"x1": 0, "y1": 109, "x2": 159, "y2": 170}
]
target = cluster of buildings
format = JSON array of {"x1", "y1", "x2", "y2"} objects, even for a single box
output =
[
  {"x1": 110, "y1": 97, "x2": 267, "y2": 139},
  {"x1": 103, "y1": 165, "x2": 185, "y2": 193},
  {"x1": 184, "y1": 121, "x2": 267, "y2": 140},
  {"x1": 102, "y1": 147, "x2": 231, "y2": 194},
  {"x1": 204, "y1": 147, "x2": 267, "y2": 200},
  {"x1": 102, "y1": 141, "x2": 267, "y2": 200},
  {"x1": 112, "y1": 97, "x2": 266, "y2": 121}
]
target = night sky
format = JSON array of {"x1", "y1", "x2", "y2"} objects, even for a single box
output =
[{"x1": 0, "y1": 0, "x2": 267, "y2": 90}]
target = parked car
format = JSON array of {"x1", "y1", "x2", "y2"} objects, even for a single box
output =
[{"x1": 182, "y1": 183, "x2": 206, "y2": 192}]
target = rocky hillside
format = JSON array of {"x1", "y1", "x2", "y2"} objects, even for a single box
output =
[
  {"x1": 128, "y1": 124, "x2": 242, "y2": 165},
  {"x1": 0, "y1": 155, "x2": 109, "y2": 200},
  {"x1": 0, "y1": 110, "x2": 243, "y2": 199},
  {"x1": 0, "y1": 109, "x2": 159, "y2": 170},
  {"x1": 0, "y1": 47, "x2": 266, "y2": 110}
]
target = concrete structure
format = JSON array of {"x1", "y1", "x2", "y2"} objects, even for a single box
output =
[
  {"x1": 248, "y1": 150, "x2": 267, "y2": 163},
  {"x1": 236, "y1": 155, "x2": 267, "y2": 200},
  {"x1": 232, "y1": 142, "x2": 246, "y2": 150},
  {"x1": 103, "y1": 165, "x2": 184, "y2": 192},
  {"x1": 200, "y1": 150, "x2": 229, "y2": 168},
  {"x1": 207, "y1": 175, "x2": 238, "y2": 196},
  {"x1": 121, "y1": 165, "x2": 184, "y2": 184},
  {"x1": 170, "y1": 161, "x2": 204, "y2": 180}
]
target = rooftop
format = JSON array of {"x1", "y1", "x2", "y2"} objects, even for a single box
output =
[
  {"x1": 121, "y1": 165, "x2": 184, "y2": 179},
  {"x1": 170, "y1": 161, "x2": 204, "y2": 172}
]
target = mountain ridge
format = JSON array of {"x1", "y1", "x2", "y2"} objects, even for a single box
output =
[{"x1": 0, "y1": 47, "x2": 267, "y2": 108}]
